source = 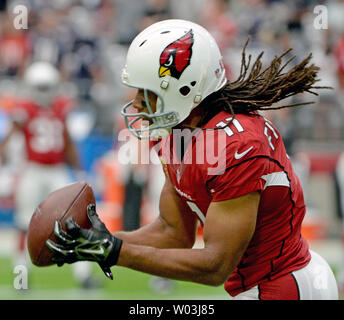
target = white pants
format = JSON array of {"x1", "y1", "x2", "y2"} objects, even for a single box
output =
[
  {"x1": 233, "y1": 250, "x2": 339, "y2": 300},
  {"x1": 15, "y1": 162, "x2": 72, "y2": 230}
]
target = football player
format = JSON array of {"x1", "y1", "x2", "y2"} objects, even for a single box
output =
[
  {"x1": 0, "y1": 61, "x2": 98, "y2": 288},
  {"x1": 46, "y1": 20, "x2": 338, "y2": 299}
]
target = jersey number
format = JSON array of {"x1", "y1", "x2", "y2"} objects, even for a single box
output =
[
  {"x1": 215, "y1": 117, "x2": 244, "y2": 137},
  {"x1": 216, "y1": 117, "x2": 278, "y2": 151},
  {"x1": 264, "y1": 120, "x2": 279, "y2": 151},
  {"x1": 29, "y1": 118, "x2": 65, "y2": 153}
]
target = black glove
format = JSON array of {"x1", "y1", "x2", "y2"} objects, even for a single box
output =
[{"x1": 46, "y1": 204, "x2": 122, "y2": 280}]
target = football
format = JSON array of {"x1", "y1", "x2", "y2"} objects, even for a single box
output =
[{"x1": 27, "y1": 181, "x2": 95, "y2": 266}]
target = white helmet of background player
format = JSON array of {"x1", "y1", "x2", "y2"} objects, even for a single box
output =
[
  {"x1": 121, "y1": 19, "x2": 227, "y2": 139},
  {"x1": 24, "y1": 61, "x2": 60, "y2": 107}
]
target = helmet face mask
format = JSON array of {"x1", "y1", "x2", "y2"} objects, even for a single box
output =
[
  {"x1": 121, "y1": 19, "x2": 227, "y2": 139},
  {"x1": 121, "y1": 88, "x2": 179, "y2": 139},
  {"x1": 30, "y1": 84, "x2": 57, "y2": 107}
]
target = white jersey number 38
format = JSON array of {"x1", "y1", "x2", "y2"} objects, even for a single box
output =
[{"x1": 28, "y1": 117, "x2": 65, "y2": 153}]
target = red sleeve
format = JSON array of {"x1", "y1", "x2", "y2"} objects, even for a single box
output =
[
  {"x1": 207, "y1": 156, "x2": 268, "y2": 201},
  {"x1": 202, "y1": 113, "x2": 284, "y2": 201},
  {"x1": 204, "y1": 128, "x2": 271, "y2": 201},
  {"x1": 10, "y1": 101, "x2": 31, "y2": 125}
]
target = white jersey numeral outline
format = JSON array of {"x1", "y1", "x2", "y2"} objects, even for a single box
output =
[
  {"x1": 216, "y1": 116, "x2": 279, "y2": 152},
  {"x1": 264, "y1": 120, "x2": 279, "y2": 151},
  {"x1": 186, "y1": 201, "x2": 206, "y2": 224},
  {"x1": 215, "y1": 117, "x2": 244, "y2": 137}
]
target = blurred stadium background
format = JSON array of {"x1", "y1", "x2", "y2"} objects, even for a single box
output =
[{"x1": 0, "y1": 0, "x2": 344, "y2": 299}]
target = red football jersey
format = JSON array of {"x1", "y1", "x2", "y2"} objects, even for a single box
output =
[
  {"x1": 11, "y1": 97, "x2": 74, "y2": 165},
  {"x1": 157, "y1": 111, "x2": 310, "y2": 297},
  {"x1": 335, "y1": 36, "x2": 344, "y2": 74}
]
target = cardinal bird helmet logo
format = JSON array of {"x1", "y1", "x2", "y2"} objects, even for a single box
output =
[{"x1": 159, "y1": 29, "x2": 194, "y2": 80}]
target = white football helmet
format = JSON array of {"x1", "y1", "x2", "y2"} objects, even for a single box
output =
[
  {"x1": 121, "y1": 19, "x2": 227, "y2": 139},
  {"x1": 24, "y1": 61, "x2": 60, "y2": 107}
]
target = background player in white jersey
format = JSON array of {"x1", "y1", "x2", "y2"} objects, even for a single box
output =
[{"x1": 46, "y1": 20, "x2": 338, "y2": 299}]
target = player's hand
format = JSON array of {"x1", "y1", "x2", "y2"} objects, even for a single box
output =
[{"x1": 45, "y1": 204, "x2": 122, "y2": 280}]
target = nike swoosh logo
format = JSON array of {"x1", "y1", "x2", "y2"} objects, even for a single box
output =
[{"x1": 234, "y1": 146, "x2": 254, "y2": 159}]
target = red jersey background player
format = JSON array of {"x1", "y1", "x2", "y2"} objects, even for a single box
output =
[
  {"x1": 46, "y1": 20, "x2": 338, "y2": 299},
  {"x1": 0, "y1": 62, "x2": 79, "y2": 233},
  {"x1": 0, "y1": 61, "x2": 99, "y2": 288}
]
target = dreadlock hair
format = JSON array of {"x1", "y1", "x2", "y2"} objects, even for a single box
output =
[{"x1": 199, "y1": 38, "x2": 331, "y2": 126}]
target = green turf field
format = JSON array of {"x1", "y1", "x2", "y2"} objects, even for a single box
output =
[
  {"x1": 0, "y1": 256, "x2": 229, "y2": 300},
  {"x1": 1, "y1": 255, "x2": 342, "y2": 300}
]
